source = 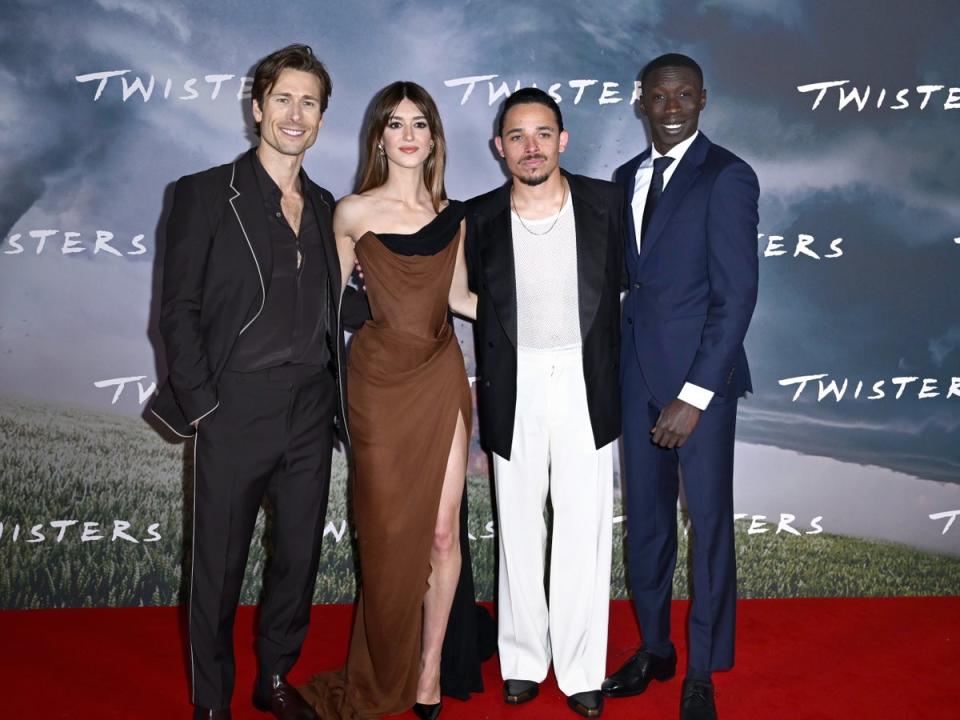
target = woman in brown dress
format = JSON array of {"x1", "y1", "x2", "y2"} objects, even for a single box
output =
[{"x1": 300, "y1": 82, "x2": 477, "y2": 719}]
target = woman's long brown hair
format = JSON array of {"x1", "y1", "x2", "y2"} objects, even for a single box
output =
[{"x1": 357, "y1": 81, "x2": 447, "y2": 213}]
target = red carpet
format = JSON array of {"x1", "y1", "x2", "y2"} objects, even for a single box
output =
[{"x1": 1, "y1": 597, "x2": 956, "y2": 719}]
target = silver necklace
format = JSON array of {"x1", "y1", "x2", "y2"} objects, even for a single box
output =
[{"x1": 511, "y1": 180, "x2": 567, "y2": 236}]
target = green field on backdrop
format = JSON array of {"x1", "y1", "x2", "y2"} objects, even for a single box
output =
[{"x1": 3, "y1": 399, "x2": 959, "y2": 609}]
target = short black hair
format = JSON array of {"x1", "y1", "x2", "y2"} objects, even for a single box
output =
[
  {"x1": 497, "y1": 87, "x2": 564, "y2": 136},
  {"x1": 640, "y1": 53, "x2": 704, "y2": 89}
]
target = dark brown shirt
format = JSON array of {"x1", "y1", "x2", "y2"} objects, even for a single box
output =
[{"x1": 227, "y1": 153, "x2": 331, "y2": 371}]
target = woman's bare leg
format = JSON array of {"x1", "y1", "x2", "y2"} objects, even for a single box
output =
[{"x1": 416, "y1": 411, "x2": 468, "y2": 704}]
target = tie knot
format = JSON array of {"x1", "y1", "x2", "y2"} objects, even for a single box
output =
[{"x1": 653, "y1": 156, "x2": 675, "y2": 175}]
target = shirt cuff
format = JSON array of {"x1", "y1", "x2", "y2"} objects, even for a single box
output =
[{"x1": 678, "y1": 383, "x2": 714, "y2": 411}]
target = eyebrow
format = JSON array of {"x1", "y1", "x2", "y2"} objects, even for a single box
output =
[
  {"x1": 271, "y1": 91, "x2": 320, "y2": 101},
  {"x1": 506, "y1": 125, "x2": 556, "y2": 134},
  {"x1": 645, "y1": 83, "x2": 699, "y2": 92},
  {"x1": 389, "y1": 114, "x2": 428, "y2": 122}
]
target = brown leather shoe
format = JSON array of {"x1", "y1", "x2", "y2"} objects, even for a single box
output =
[
  {"x1": 193, "y1": 708, "x2": 231, "y2": 720},
  {"x1": 253, "y1": 675, "x2": 318, "y2": 720}
]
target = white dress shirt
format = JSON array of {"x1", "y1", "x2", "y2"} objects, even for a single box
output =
[{"x1": 631, "y1": 131, "x2": 714, "y2": 411}]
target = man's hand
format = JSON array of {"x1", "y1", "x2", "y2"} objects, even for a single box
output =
[
  {"x1": 651, "y1": 399, "x2": 701, "y2": 449},
  {"x1": 354, "y1": 258, "x2": 365, "y2": 289}
]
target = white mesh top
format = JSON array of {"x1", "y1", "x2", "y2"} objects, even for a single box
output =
[{"x1": 511, "y1": 193, "x2": 581, "y2": 350}]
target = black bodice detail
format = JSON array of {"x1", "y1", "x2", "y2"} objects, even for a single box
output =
[{"x1": 375, "y1": 200, "x2": 465, "y2": 256}]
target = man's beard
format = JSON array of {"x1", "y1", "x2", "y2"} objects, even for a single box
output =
[
  {"x1": 518, "y1": 172, "x2": 549, "y2": 186},
  {"x1": 515, "y1": 154, "x2": 550, "y2": 186}
]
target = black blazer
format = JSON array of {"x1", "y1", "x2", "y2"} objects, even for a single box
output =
[
  {"x1": 465, "y1": 170, "x2": 624, "y2": 460},
  {"x1": 150, "y1": 148, "x2": 368, "y2": 439}
]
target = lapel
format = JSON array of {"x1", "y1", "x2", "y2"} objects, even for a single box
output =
[
  {"x1": 636, "y1": 132, "x2": 710, "y2": 272},
  {"x1": 480, "y1": 182, "x2": 518, "y2": 347},
  {"x1": 564, "y1": 171, "x2": 606, "y2": 342},
  {"x1": 620, "y1": 148, "x2": 650, "y2": 258},
  {"x1": 620, "y1": 152, "x2": 647, "y2": 270},
  {"x1": 303, "y1": 180, "x2": 340, "y2": 306},
  {"x1": 228, "y1": 149, "x2": 273, "y2": 297}
]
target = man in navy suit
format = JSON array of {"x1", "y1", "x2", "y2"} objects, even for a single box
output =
[{"x1": 601, "y1": 54, "x2": 759, "y2": 720}]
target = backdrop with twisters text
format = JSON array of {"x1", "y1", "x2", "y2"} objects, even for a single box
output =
[{"x1": 1, "y1": 0, "x2": 959, "y2": 608}]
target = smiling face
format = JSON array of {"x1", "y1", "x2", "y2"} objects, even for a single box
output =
[
  {"x1": 640, "y1": 65, "x2": 707, "y2": 154},
  {"x1": 380, "y1": 97, "x2": 433, "y2": 169},
  {"x1": 252, "y1": 68, "x2": 324, "y2": 161},
  {"x1": 495, "y1": 102, "x2": 568, "y2": 186}
]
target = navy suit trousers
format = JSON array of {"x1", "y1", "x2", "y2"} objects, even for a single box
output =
[{"x1": 621, "y1": 331, "x2": 738, "y2": 672}]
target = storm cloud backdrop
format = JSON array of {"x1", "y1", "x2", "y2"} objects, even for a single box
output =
[{"x1": 1, "y1": 0, "x2": 958, "y2": 551}]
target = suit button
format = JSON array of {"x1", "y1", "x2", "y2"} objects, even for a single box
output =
[
  {"x1": 488, "y1": 341, "x2": 494, "y2": 348},
  {"x1": 633, "y1": 282, "x2": 641, "y2": 289},
  {"x1": 626, "y1": 317, "x2": 633, "y2": 325},
  {"x1": 484, "y1": 380, "x2": 491, "y2": 388}
]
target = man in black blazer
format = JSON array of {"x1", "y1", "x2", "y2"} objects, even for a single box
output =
[
  {"x1": 465, "y1": 89, "x2": 623, "y2": 719},
  {"x1": 602, "y1": 54, "x2": 759, "y2": 720},
  {"x1": 151, "y1": 45, "x2": 366, "y2": 720}
]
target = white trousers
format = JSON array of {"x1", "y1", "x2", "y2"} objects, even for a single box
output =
[{"x1": 493, "y1": 346, "x2": 613, "y2": 696}]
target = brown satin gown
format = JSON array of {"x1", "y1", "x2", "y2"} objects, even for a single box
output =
[{"x1": 301, "y1": 202, "x2": 471, "y2": 719}]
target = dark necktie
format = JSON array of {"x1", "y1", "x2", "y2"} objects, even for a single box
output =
[{"x1": 640, "y1": 156, "x2": 675, "y2": 242}]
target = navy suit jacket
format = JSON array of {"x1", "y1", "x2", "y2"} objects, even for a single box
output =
[{"x1": 615, "y1": 132, "x2": 759, "y2": 407}]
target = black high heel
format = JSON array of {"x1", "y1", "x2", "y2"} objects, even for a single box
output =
[{"x1": 412, "y1": 701, "x2": 442, "y2": 720}]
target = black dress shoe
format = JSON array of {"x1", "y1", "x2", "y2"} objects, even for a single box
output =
[
  {"x1": 412, "y1": 701, "x2": 442, "y2": 720},
  {"x1": 680, "y1": 678, "x2": 716, "y2": 720},
  {"x1": 601, "y1": 647, "x2": 677, "y2": 697},
  {"x1": 566, "y1": 690, "x2": 604, "y2": 718},
  {"x1": 193, "y1": 708, "x2": 231, "y2": 720},
  {"x1": 253, "y1": 674, "x2": 318, "y2": 720},
  {"x1": 503, "y1": 679, "x2": 540, "y2": 704}
]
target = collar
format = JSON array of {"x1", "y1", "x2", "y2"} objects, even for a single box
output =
[
  {"x1": 251, "y1": 147, "x2": 310, "y2": 205},
  {"x1": 642, "y1": 130, "x2": 700, "y2": 168}
]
